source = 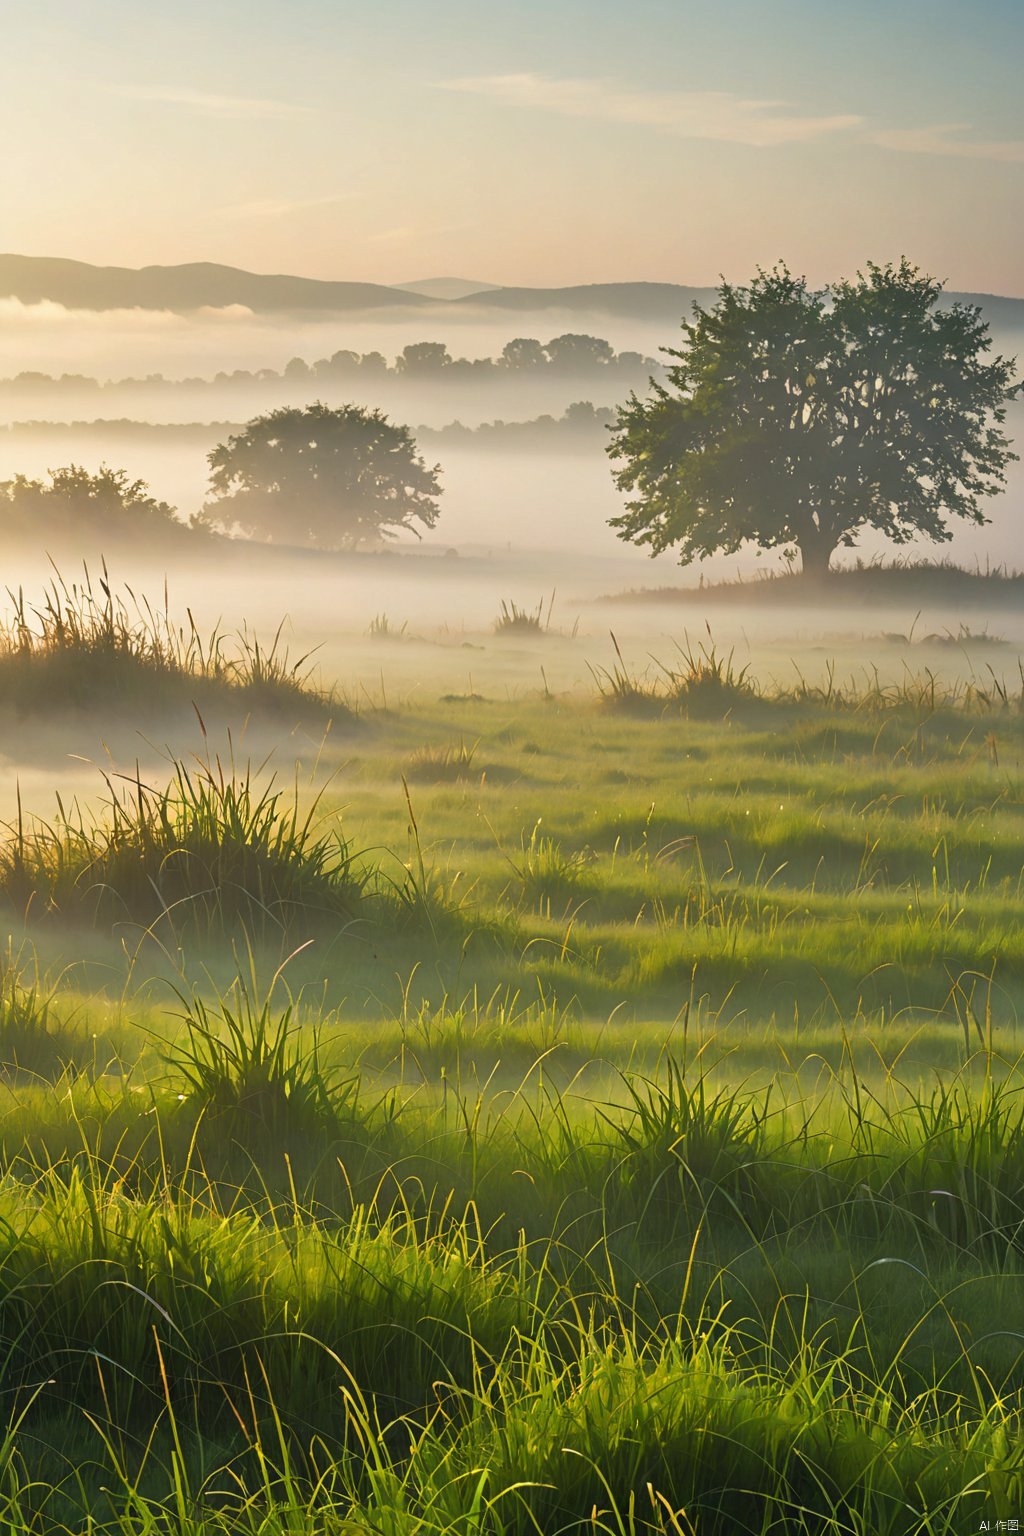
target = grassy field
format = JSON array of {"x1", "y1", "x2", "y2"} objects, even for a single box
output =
[{"x1": 0, "y1": 605, "x2": 1021, "y2": 1532}]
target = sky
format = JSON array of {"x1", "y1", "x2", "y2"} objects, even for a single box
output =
[{"x1": 3, "y1": 0, "x2": 1023, "y2": 293}]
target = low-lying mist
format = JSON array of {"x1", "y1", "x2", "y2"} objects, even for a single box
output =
[
  {"x1": 2, "y1": 409, "x2": 1023, "y2": 567},
  {"x1": 0, "y1": 299, "x2": 677, "y2": 382},
  {"x1": 0, "y1": 296, "x2": 1022, "y2": 784}
]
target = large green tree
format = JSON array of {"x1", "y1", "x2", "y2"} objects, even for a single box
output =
[
  {"x1": 608, "y1": 261, "x2": 1019, "y2": 576},
  {"x1": 205, "y1": 402, "x2": 442, "y2": 549}
]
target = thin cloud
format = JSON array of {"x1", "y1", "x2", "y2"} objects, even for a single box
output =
[
  {"x1": 122, "y1": 85, "x2": 313, "y2": 121},
  {"x1": 869, "y1": 123, "x2": 1024, "y2": 165},
  {"x1": 436, "y1": 73, "x2": 862, "y2": 147},
  {"x1": 438, "y1": 73, "x2": 1024, "y2": 167}
]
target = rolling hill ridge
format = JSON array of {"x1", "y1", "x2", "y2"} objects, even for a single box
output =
[{"x1": 2, "y1": 255, "x2": 1022, "y2": 333}]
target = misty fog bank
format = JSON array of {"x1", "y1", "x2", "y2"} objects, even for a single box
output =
[
  {"x1": 0, "y1": 302, "x2": 684, "y2": 382},
  {"x1": 2, "y1": 408, "x2": 1022, "y2": 570},
  {"x1": 0, "y1": 297, "x2": 1021, "y2": 578}
]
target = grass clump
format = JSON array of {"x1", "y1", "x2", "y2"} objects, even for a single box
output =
[
  {"x1": 608, "y1": 1060, "x2": 767, "y2": 1229},
  {"x1": 166, "y1": 978, "x2": 356, "y2": 1143},
  {"x1": 0, "y1": 948, "x2": 102, "y2": 1080},
  {"x1": 510, "y1": 820, "x2": 595, "y2": 909},
  {"x1": 0, "y1": 760, "x2": 364, "y2": 936},
  {"x1": 588, "y1": 631, "x2": 663, "y2": 713},
  {"x1": 404, "y1": 738, "x2": 478, "y2": 782},
  {"x1": 659, "y1": 630, "x2": 756, "y2": 715},
  {"x1": 591, "y1": 630, "x2": 756, "y2": 717},
  {"x1": 494, "y1": 597, "x2": 546, "y2": 635},
  {"x1": 0, "y1": 566, "x2": 344, "y2": 722},
  {"x1": 366, "y1": 611, "x2": 408, "y2": 640}
]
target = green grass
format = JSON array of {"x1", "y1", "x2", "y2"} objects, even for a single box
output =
[
  {"x1": 0, "y1": 759, "x2": 367, "y2": 939},
  {"x1": 0, "y1": 653, "x2": 1020, "y2": 1529},
  {"x1": 0, "y1": 1031, "x2": 1020, "y2": 1530},
  {"x1": 609, "y1": 554, "x2": 1024, "y2": 608},
  {"x1": 0, "y1": 567, "x2": 346, "y2": 723},
  {"x1": 404, "y1": 737, "x2": 479, "y2": 782}
]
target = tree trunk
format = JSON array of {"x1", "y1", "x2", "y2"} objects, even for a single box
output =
[{"x1": 798, "y1": 536, "x2": 835, "y2": 579}]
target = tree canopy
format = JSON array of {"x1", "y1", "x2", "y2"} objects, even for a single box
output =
[
  {"x1": 204, "y1": 402, "x2": 442, "y2": 549},
  {"x1": 545, "y1": 334, "x2": 615, "y2": 370},
  {"x1": 0, "y1": 464, "x2": 181, "y2": 543},
  {"x1": 607, "y1": 261, "x2": 1020, "y2": 576},
  {"x1": 396, "y1": 342, "x2": 453, "y2": 374}
]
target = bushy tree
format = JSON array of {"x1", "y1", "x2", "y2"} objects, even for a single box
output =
[
  {"x1": 0, "y1": 464, "x2": 181, "y2": 541},
  {"x1": 608, "y1": 261, "x2": 1019, "y2": 576},
  {"x1": 314, "y1": 350, "x2": 361, "y2": 380},
  {"x1": 501, "y1": 338, "x2": 547, "y2": 370},
  {"x1": 546, "y1": 334, "x2": 615, "y2": 370},
  {"x1": 396, "y1": 342, "x2": 452, "y2": 375},
  {"x1": 205, "y1": 402, "x2": 441, "y2": 549}
]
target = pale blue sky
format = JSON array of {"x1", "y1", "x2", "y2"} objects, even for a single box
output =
[{"x1": 3, "y1": 0, "x2": 1022, "y2": 290}]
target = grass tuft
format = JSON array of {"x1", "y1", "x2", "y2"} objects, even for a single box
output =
[
  {"x1": 366, "y1": 612, "x2": 408, "y2": 640},
  {"x1": 404, "y1": 738, "x2": 478, "y2": 782},
  {"x1": 494, "y1": 598, "x2": 546, "y2": 635},
  {"x1": 166, "y1": 977, "x2": 356, "y2": 1142},
  {"x1": 0, "y1": 759, "x2": 365, "y2": 936},
  {"x1": 659, "y1": 630, "x2": 756, "y2": 715},
  {"x1": 510, "y1": 820, "x2": 595, "y2": 909},
  {"x1": 0, "y1": 565, "x2": 345, "y2": 721}
]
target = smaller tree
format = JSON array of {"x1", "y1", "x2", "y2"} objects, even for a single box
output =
[
  {"x1": 501, "y1": 338, "x2": 547, "y2": 370},
  {"x1": 564, "y1": 401, "x2": 614, "y2": 431},
  {"x1": 0, "y1": 464, "x2": 181, "y2": 542},
  {"x1": 545, "y1": 334, "x2": 615, "y2": 371},
  {"x1": 396, "y1": 342, "x2": 452, "y2": 375},
  {"x1": 204, "y1": 402, "x2": 442, "y2": 549},
  {"x1": 314, "y1": 349, "x2": 361, "y2": 380},
  {"x1": 608, "y1": 261, "x2": 1019, "y2": 576}
]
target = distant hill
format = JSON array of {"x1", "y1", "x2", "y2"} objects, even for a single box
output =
[
  {"x1": 396, "y1": 277, "x2": 498, "y2": 300},
  {"x1": 1, "y1": 257, "x2": 1022, "y2": 333},
  {"x1": 456, "y1": 281, "x2": 1024, "y2": 333},
  {"x1": 454, "y1": 282, "x2": 721, "y2": 320},
  {"x1": 0, "y1": 255, "x2": 431, "y2": 313}
]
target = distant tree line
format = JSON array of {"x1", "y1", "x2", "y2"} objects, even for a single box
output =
[
  {"x1": 419, "y1": 400, "x2": 615, "y2": 448},
  {"x1": 0, "y1": 401, "x2": 614, "y2": 450},
  {"x1": 0, "y1": 336, "x2": 661, "y2": 399}
]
